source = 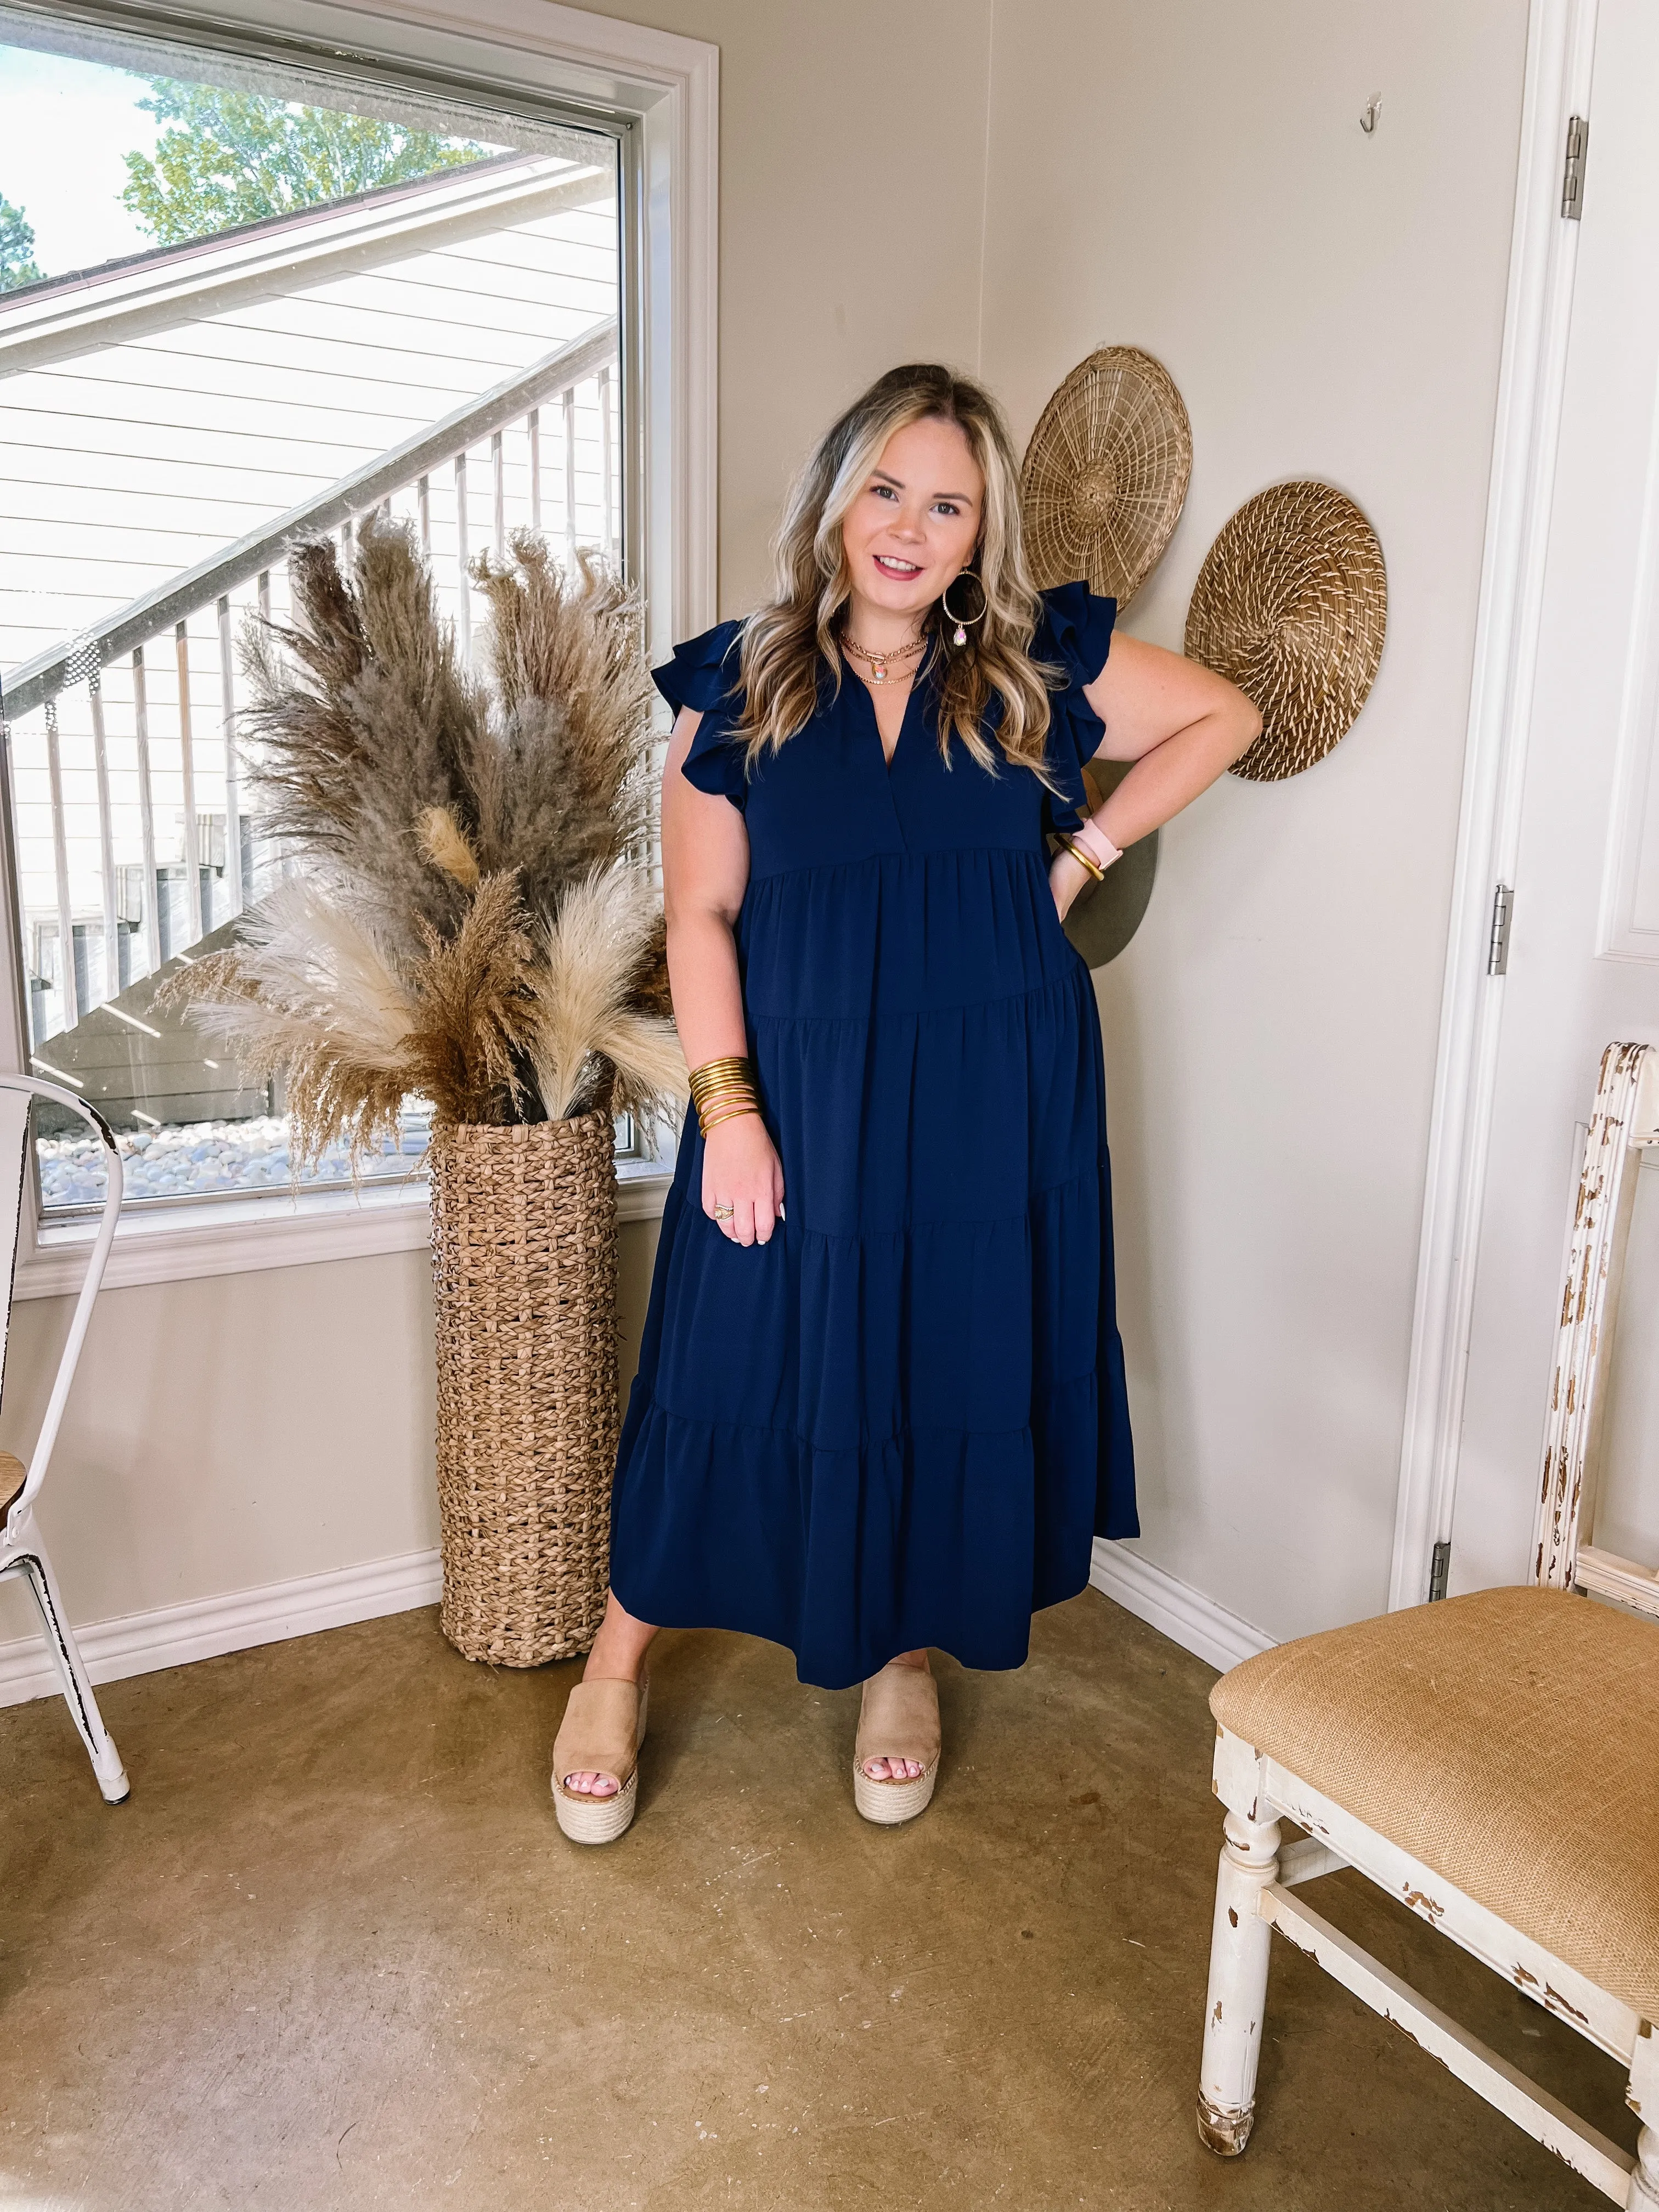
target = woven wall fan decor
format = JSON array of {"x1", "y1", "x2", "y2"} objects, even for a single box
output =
[
  {"x1": 1021, "y1": 346, "x2": 1193, "y2": 606},
  {"x1": 1184, "y1": 480, "x2": 1387, "y2": 782}
]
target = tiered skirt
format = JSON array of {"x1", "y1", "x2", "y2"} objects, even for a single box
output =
[{"x1": 610, "y1": 847, "x2": 1136, "y2": 1690}]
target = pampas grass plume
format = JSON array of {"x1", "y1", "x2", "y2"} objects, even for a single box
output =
[
  {"x1": 527, "y1": 865, "x2": 686, "y2": 1124},
  {"x1": 418, "y1": 805, "x2": 481, "y2": 890},
  {"x1": 191, "y1": 522, "x2": 681, "y2": 1142},
  {"x1": 165, "y1": 877, "x2": 417, "y2": 1164}
]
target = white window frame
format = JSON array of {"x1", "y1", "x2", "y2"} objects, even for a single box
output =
[{"x1": 0, "y1": 0, "x2": 716, "y2": 1297}]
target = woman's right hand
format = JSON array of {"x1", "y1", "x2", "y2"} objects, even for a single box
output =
[
  {"x1": 1048, "y1": 844, "x2": 1092, "y2": 921},
  {"x1": 702, "y1": 1112, "x2": 786, "y2": 1245}
]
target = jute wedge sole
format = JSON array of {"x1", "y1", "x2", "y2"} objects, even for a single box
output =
[
  {"x1": 552, "y1": 1674, "x2": 649, "y2": 1846},
  {"x1": 853, "y1": 1661, "x2": 941, "y2": 1827}
]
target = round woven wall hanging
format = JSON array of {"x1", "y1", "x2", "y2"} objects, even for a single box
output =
[
  {"x1": 1185, "y1": 480, "x2": 1387, "y2": 782},
  {"x1": 1021, "y1": 346, "x2": 1192, "y2": 606}
]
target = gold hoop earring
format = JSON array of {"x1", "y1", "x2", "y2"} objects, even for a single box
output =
[{"x1": 940, "y1": 571, "x2": 986, "y2": 647}]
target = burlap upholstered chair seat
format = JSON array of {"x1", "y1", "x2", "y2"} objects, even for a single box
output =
[{"x1": 1210, "y1": 1585, "x2": 1659, "y2": 2021}]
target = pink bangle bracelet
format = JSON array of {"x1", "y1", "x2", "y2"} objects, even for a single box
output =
[{"x1": 1070, "y1": 817, "x2": 1122, "y2": 873}]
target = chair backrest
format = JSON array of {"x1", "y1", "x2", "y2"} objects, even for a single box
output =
[
  {"x1": 1532, "y1": 1040, "x2": 1659, "y2": 1616},
  {"x1": 0, "y1": 1081, "x2": 33, "y2": 1404},
  {"x1": 0, "y1": 1075, "x2": 123, "y2": 1526}
]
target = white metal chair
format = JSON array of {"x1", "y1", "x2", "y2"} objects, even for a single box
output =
[
  {"x1": 1197, "y1": 1040, "x2": 1659, "y2": 2207},
  {"x1": 0, "y1": 1075, "x2": 129, "y2": 1803}
]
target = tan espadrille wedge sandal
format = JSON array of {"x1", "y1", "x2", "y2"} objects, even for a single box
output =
[
  {"x1": 853, "y1": 1660, "x2": 941, "y2": 1825},
  {"x1": 551, "y1": 1673, "x2": 650, "y2": 1845}
]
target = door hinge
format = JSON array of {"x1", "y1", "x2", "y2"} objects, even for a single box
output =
[
  {"x1": 1487, "y1": 882, "x2": 1514, "y2": 975},
  {"x1": 1562, "y1": 114, "x2": 1589, "y2": 220},
  {"x1": 1429, "y1": 1539, "x2": 1452, "y2": 1602}
]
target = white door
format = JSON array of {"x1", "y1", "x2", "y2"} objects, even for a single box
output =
[{"x1": 1449, "y1": 0, "x2": 1659, "y2": 1595}]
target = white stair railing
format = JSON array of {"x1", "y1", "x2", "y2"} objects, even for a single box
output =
[{"x1": 0, "y1": 318, "x2": 621, "y2": 1051}]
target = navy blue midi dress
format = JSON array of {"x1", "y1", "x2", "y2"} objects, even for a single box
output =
[{"x1": 608, "y1": 581, "x2": 1138, "y2": 1691}]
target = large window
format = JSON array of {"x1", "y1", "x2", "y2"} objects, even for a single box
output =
[{"x1": 0, "y1": 7, "x2": 654, "y2": 1219}]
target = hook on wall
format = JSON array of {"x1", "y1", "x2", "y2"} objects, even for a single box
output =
[{"x1": 1360, "y1": 92, "x2": 1383, "y2": 135}]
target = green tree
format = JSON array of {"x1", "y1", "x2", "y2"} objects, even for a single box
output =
[
  {"x1": 121, "y1": 80, "x2": 493, "y2": 247},
  {"x1": 0, "y1": 196, "x2": 43, "y2": 291}
]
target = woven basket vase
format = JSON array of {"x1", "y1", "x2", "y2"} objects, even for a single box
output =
[{"x1": 428, "y1": 1111, "x2": 619, "y2": 1666}]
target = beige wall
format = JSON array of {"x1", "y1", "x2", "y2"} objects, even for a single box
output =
[
  {"x1": 0, "y1": 1218, "x2": 660, "y2": 1640},
  {"x1": 979, "y1": 0, "x2": 1528, "y2": 1637},
  {"x1": 599, "y1": 0, "x2": 1530, "y2": 1641},
  {"x1": 2, "y1": 0, "x2": 986, "y2": 1655},
  {"x1": 589, "y1": 0, "x2": 997, "y2": 612},
  {"x1": 4, "y1": 0, "x2": 1533, "y2": 1658}
]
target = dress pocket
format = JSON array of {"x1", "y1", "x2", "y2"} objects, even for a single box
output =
[{"x1": 651, "y1": 1205, "x2": 796, "y2": 1432}]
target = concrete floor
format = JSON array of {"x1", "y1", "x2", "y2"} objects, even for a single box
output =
[{"x1": 0, "y1": 1588, "x2": 1632, "y2": 2210}]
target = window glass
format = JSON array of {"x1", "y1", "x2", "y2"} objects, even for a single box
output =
[{"x1": 0, "y1": 27, "x2": 628, "y2": 1213}]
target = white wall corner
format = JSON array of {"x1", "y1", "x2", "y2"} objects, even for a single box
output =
[
  {"x1": 0, "y1": 1545, "x2": 443, "y2": 1708},
  {"x1": 1089, "y1": 1538, "x2": 1274, "y2": 1675}
]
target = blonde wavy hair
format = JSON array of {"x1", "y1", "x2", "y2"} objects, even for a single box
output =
[{"x1": 735, "y1": 363, "x2": 1062, "y2": 785}]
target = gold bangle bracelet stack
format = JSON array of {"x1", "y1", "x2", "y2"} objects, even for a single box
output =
[
  {"x1": 689, "y1": 1055, "x2": 760, "y2": 1137},
  {"x1": 1056, "y1": 834, "x2": 1106, "y2": 882}
]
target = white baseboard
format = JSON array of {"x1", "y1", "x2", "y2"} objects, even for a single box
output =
[
  {"x1": 0, "y1": 1531, "x2": 1267, "y2": 1712},
  {"x1": 0, "y1": 1544, "x2": 442, "y2": 1708},
  {"x1": 1090, "y1": 1537, "x2": 1274, "y2": 1674}
]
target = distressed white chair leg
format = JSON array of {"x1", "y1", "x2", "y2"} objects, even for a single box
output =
[
  {"x1": 1629, "y1": 2124, "x2": 1659, "y2": 2210},
  {"x1": 1197, "y1": 1805, "x2": 1282, "y2": 2154},
  {"x1": 7, "y1": 1534, "x2": 129, "y2": 1804}
]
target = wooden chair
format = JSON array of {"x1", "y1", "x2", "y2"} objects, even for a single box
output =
[
  {"x1": 0, "y1": 1075, "x2": 129, "y2": 1803},
  {"x1": 1197, "y1": 1040, "x2": 1659, "y2": 2207}
]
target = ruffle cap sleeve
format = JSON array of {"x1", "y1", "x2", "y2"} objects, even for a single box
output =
[
  {"x1": 1033, "y1": 582, "x2": 1118, "y2": 832},
  {"x1": 653, "y1": 618, "x2": 748, "y2": 810}
]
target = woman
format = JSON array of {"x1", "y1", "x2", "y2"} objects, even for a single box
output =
[{"x1": 552, "y1": 364, "x2": 1259, "y2": 1843}]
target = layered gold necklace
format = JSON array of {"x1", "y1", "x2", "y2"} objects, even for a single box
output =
[{"x1": 842, "y1": 628, "x2": 926, "y2": 685}]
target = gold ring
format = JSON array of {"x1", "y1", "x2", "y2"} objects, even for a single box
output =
[{"x1": 713, "y1": 1203, "x2": 735, "y2": 1220}]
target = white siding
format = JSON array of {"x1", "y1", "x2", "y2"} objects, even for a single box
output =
[
  {"x1": 0, "y1": 170, "x2": 621, "y2": 1036},
  {"x1": 0, "y1": 188, "x2": 617, "y2": 669}
]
